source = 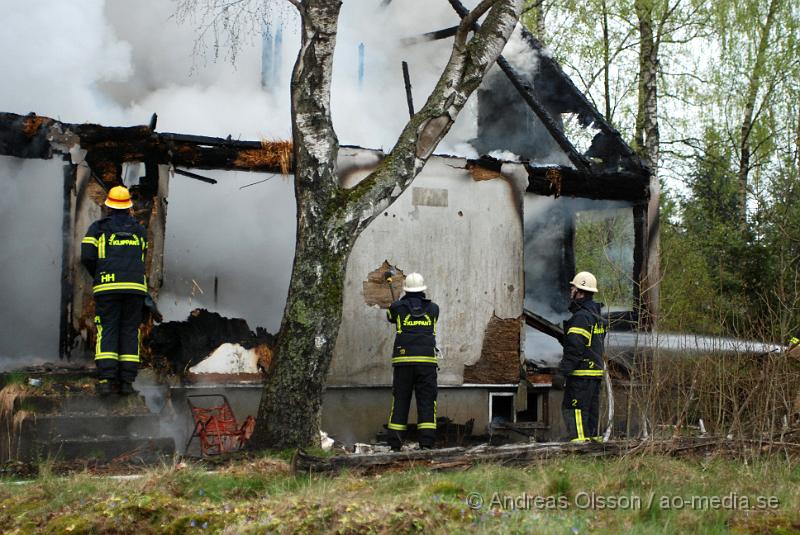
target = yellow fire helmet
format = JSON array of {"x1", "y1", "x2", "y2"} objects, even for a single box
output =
[{"x1": 104, "y1": 185, "x2": 133, "y2": 210}]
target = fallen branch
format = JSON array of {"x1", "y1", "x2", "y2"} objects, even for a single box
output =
[{"x1": 293, "y1": 436, "x2": 796, "y2": 474}]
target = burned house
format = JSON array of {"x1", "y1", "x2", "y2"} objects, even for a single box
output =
[{"x1": 0, "y1": 20, "x2": 654, "y2": 447}]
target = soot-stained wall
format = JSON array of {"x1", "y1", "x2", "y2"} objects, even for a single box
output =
[{"x1": 330, "y1": 154, "x2": 526, "y2": 387}]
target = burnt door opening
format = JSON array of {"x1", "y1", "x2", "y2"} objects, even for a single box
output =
[{"x1": 159, "y1": 169, "x2": 295, "y2": 332}]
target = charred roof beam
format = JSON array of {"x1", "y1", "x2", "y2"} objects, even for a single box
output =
[
  {"x1": 514, "y1": 26, "x2": 644, "y2": 169},
  {"x1": 446, "y1": 0, "x2": 591, "y2": 173},
  {"x1": 445, "y1": 0, "x2": 649, "y2": 178},
  {"x1": 526, "y1": 164, "x2": 649, "y2": 202},
  {"x1": 465, "y1": 155, "x2": 649, "y2": 202},
  {"x1": 495, "y1": 56, "x2": 592, "y2": 173},
  {"x1": 0, "y1": 112, "x2": 292, "y2": 177}
]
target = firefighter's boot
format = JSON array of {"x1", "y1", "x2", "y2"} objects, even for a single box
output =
[
  {"x1": 96, "y1": 380, "x2": 113, "y2": 398},
  {"x1": 119, "y1": 381, "x2": 136, "y2": 396},
  {"x1": 387, "y1": 430, "x2": 403, "y2": 452}
]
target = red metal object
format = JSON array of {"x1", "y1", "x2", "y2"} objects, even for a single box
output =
[{"x1": 185, "y1": 394, "x2": 255, "y2": 456}]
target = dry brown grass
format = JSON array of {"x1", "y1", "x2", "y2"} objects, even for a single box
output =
[
  {"x1": 233, "y1": 139, "x2": 292, "y2": 174},
  {"x1": 627, "y1": 348, "x2": 800, "y2": 443},
  {"x1": 466, "y1": 162, "x2": 503, "y2": 181},
  {"x1": 0, "y1": 383, "x2": 28, "y2": 462}
]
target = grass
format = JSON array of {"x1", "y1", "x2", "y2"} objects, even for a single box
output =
[
  {"x1": 0, "y1": 372, "x2": 28, "y2": 388},
  {"x1": 0, "y1": 453, "x2": 798, "y2": 534}
]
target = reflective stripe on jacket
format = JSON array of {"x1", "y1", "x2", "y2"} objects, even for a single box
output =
[
  {"x1": 560, "y1": 298, "x2": 607, "y2": 378},
  {"x1": 81, "y1": 211, "x2": 147, "y2": 295},
  {"x1": 386, "y1": 293, "x2": 439, "y2": 366}
]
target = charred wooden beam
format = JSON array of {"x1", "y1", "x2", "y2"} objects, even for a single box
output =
[
  {"x1": 400, "y1": 25, "x2": 458, "y2": 46},
  {"x1": 523, "y1": 307, "x2": 564, "y2": 343},
  {"x1": 526, "y1": 165, "x2": 649, "y2": 202},
  {"x1": 159, "y1": 132, "x2": 264, "y2": 149},
  {"x1": 446, "y1": 0, "x2": 591, "y2": 173},
  {"x1": 633, "y1": 204, "x2": 650, "y2": 329},
  {"x1": 402, "y1": 61, "x2": 414, "y2": 117},
  {"x1": 514, "y1": 26, "x2": 644, "y2": 169},
  {"x1": 462, "y1": 156, "x2": 648, "y2": 202},
  {"x1": 59, "y1": 160, "x2": 76, "y2": 360},
  {"x1": 495, "y1": 57, "x2": 593, "y2": 173},
  {"x1": 0, "y1": 112, "x2": 292, "y2": 176},
  {"x1": 562, "y1": 203, "x2": 576, "y2": 298},
  {"x1": 463, "y1": 155, "x2": 646, "y2": 200},
  {"x1": 446, "y1": 0, "x2": 649, "y2": 178},
  {"x1": 168, "y1": 137, "x2": 293, "y2": 175},
  {"x1": 293, "y1": 437, "x2": 734, "y2": 474},
  {"x1": 173, "y1": 168, "x2": 218, "y2": 184}
]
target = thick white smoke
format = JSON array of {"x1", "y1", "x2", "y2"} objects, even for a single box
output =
[
  {"x1": 159, "y1": 170, "x2": 295, "y2": 332},
  {"x1": 0, "y1": 0, "x2": 132, "y2": 124},
  {"x1": 0, "y1": 157, "x2": 63, "y2": 362},
  {"x1": 0, "y1": 0, "x2": 494, "y2": 145}
]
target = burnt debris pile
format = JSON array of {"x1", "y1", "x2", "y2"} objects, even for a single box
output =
[{"x1": 146, "y1": 309, "x2": 276, "y2": 376}]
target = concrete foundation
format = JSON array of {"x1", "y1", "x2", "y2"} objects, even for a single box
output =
[{"x1": 169, "y1": 383, "x2": 527, "y2": 452}]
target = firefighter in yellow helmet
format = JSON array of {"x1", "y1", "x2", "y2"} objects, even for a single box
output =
[
  {"x1": 80, "y1": 186, "x2": 147, "y2": 396},
  {"x1": 556, "y1": 271, "x2": 607, "y2": 442}
]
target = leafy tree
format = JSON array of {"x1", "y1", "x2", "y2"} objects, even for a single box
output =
[{"x1": 709, "y1": 0, "x2": 799, "y2": 225}]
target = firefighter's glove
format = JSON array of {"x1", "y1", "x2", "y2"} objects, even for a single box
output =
[
  {"x1": 551, "y1": 374, "x2": 566, "y2": 389},
  {"x1": 144, "y1": 294, "x2": 163, "y2": 323}
]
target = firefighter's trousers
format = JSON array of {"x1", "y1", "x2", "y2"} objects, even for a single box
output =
[
  {"x1": 94, "y1": 293, "x2": 144, "y2": 384},
  {"x1": 387, "y1": 365, "x2": 438, "y2": 448},
  {"x1": 561, "y1": 377, "x2": 602, "y2": 441}
]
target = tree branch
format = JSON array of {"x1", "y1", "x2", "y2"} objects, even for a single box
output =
[
  {"x1": 341, "y1": 0, "x2": 522, "y2": 234},
  {"x1": 455, "y1": 0, "x2": 499, "y2": 47}
]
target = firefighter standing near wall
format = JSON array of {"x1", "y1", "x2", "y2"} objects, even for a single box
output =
[
  {"x1": 385, "y1": 272, "x2": 440, "y2": 450},
  {"x1": 81, "y1": 186, "x2": 147, "y2": 397},
  {"x1": 557, "y1": 271, "x2": 607, "y2": 442}
]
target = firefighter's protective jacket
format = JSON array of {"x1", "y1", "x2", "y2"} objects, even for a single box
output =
[
  {"x1": 81, "y1": 211, "x2": 147, "y2": 295},
  {"x1": 560, "y1": 298, "x2": 607, "y2": 378},
  {"x1": 386, "y1": 292, "x2": 439, "y2": 365}
]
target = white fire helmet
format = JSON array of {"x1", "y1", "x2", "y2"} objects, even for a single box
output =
[
  {"x1": 570, "y1": 271, "x2": 598, "y2": 293},
  {"x1": 403, "y1": 272, "x2": 427, "y2": 292}
]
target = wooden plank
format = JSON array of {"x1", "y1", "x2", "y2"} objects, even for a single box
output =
[
  {"x1": 292, "y1": 437, "x2": 766, "y2": 474},
  {"x1": 0, "y1": 112, "x2": 291, "y2": 175}
]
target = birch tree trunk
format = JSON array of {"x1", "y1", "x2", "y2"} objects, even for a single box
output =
[
  {"x1": 736, "y1": 0, "x2": 780, "y2": 226},
  {"x1": 250, "y1": 0, "x2": 522, "y2": 449},
  {"x1": 634, "y1": 0, "x2": 661, "y2": 326},
  {"x1": 601, "y1": 0, "x2": 612, "y2": 121},
  {"x1": 634, "y1": 0, "x2": 660, "y2": 174}
]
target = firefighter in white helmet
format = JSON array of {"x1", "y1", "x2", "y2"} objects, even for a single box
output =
[
  {"x1": 384, "y1": 272, "x2": 440, "y2": 450},
  {"x1": 556, "y1": 271, "x2": 607, "y2": 442}
]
